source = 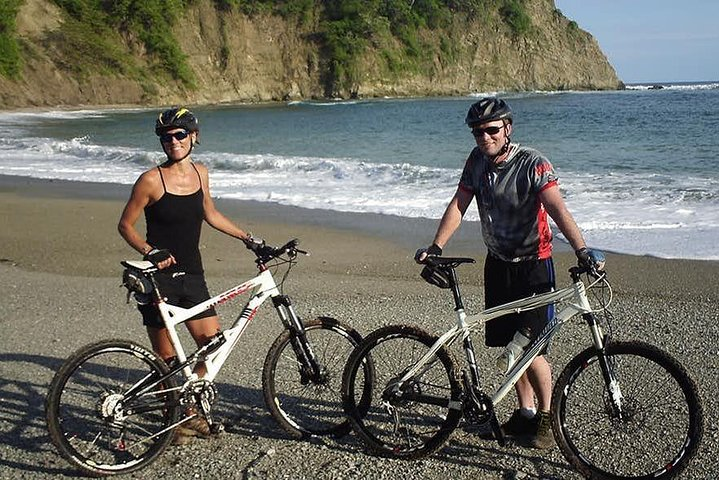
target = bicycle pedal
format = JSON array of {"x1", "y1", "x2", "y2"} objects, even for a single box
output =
[{"x1": 210, "y1": 423, "x2": 225, "y2": 435}]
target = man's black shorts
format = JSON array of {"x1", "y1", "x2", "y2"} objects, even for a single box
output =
[
  {"x1": 138, "y1": 272, "x2": 217, "y2": 328},
  {"x1": 483, "y1": 255, "x2": 556, "y2": 347}
]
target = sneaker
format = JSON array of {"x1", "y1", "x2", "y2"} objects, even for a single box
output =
[
  {"x1": 529, "y1": 410, "x2": 555, "y2": 449},
  {"x1": 501, "y1": 409, "x2": 538, "y2": 438}
]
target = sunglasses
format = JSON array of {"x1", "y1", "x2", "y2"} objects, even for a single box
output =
[
  {"x1": 471, "y1": 126, "x2": 503, "y2": 137},
  {"x1": 160, "y1": 130, "x2": 190, "y2": 143}
]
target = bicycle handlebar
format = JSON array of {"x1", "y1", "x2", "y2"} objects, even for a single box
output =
[
  {"x1": 253, "y1": 238, "x2": 308, "y2": 266},
  {"x1": 420, "y1": 253, "x2": 606, "y2": 284}
]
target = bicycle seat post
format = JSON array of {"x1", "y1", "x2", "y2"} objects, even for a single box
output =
[
  {"x1": 448, "y1": 268, "x2": 465, "y2": 311},
  {"x1": 147, "y1": 271, "x2": 164, "y2": 303}
]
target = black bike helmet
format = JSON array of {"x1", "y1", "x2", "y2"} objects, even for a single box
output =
[
  {"x1": 465, "y1": 97, "x2": 513, "y2": 126},
  {"x1": 155, "y1": 107, "x2": 199, "y2": 136}
]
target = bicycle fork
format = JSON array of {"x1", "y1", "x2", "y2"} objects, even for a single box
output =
[
  {"x1": 273, "y1": 295, "x2": 326, "y2": 384},
  {"x1": 584, "y1": 313, "x2": 626, "y2": 416}
]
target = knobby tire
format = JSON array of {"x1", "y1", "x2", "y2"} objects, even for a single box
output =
[
  {"x1": 342, "y1": 324, "x2": 463, "y2": 459},
  {"x1": 45, "y1": 339, "x2": 179, "y2": 476},
  {"x1": 552, "y1": 340, "x2": 703, "y2": 480},
  {"x1": 262, "y1": 317, "x2": 370, "y2": 438}
]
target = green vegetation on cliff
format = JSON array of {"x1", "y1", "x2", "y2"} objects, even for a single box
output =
[
  {"x1": 0, "y1": 0, "x2": 23, "y2": 79},
  {"x1": 48, "y1": 0, "x2": 196, "y2": 87},
  {"x1": 211, "y1": 0, "x2": 535, "y2": 95},
  {"x1": 2, "y1": 0, "x2": 537, "y2": 93}
]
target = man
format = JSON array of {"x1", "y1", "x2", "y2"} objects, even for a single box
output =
[{"x1": 416, "y1": 97, "x2": 601, "y2": 449}]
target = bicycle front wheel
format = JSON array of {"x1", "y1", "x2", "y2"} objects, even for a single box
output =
[
  {"x1": 262, "y1": 316, "x2": 370, "y2": 438},
  {"x1": 553, "y1": 340, "x2": 703, "y2": 480},
  {"x1": 342, "y1": 325, "x2": 463, "y2": 459},
  {"x1": 45, "y1": 339, "x2": 179, "y2": 476}
]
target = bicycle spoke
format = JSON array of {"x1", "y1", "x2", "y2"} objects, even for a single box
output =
[
  {"x1": 553, "y1": 341, "x2": 702, "y2": 479},
  {"x1": 342, "y1": 325, "x2": 462, "y2": 459},
  {"x1": 47, "y1": 341, "x2": 178, "y2": 476},
  {"x1": 263, "y1": 318, "x2": 364, "y2": 437}
]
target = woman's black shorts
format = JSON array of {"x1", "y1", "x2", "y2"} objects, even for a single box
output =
[
  {"x1": 138, "y1": 271, "x2": 217, "y2": 328},
  {"x1": 483, "y1": 255, "x2": 556, "y2": 347}
]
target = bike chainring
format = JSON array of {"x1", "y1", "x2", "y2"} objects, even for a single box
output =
[{"x1": 180, "y1": 379, "x2": 218, "y2": 410}]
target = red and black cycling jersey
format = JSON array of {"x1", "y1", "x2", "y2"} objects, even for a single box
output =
[{"x1": 459, "y1": 143, "x2": 558, "y2": 262}]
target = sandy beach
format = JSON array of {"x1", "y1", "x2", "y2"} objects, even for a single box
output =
[{"x1": 1, "y1": 174, "x2": 717, "y2": 479}]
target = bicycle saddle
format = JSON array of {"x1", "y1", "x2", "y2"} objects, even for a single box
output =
[
  {"x1": 425, "y1": 256, "x2": 476, "y2": 268},
  {"x1": 121, "y1": 260, "x2": 155, "y2": 271}
]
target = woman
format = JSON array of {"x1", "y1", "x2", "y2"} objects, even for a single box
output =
[{"x1": 118, "y1": 107, "x2": 255, "y2": 442}]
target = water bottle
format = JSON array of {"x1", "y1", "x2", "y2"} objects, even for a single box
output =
[{"x1": 496, "y1": 328, "x2": 531, "y2": 374}]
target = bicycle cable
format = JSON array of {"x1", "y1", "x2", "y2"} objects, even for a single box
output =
[
  {"x1": 586, "y1": 271, "x2": 615, "y2": 337},
  {"x1": 260, "y1": 250, "x2": 298, "y2": 295}
]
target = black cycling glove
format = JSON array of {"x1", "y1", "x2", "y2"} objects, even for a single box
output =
[
  {"x1": 414, "y1": 243, "x2": 442, "y2": 263},
  {"x1": 144, "y1": 248, "x2": 172, "y2": 267},
  {"x1": 575, "y1": 247, "x2": 606, "y2": 271},
  {"x1": 244, "y1": 236, "x2": 265, "y2": 252}
]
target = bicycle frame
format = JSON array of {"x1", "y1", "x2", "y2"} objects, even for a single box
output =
[
  {"x1": 394, "y1": 273, "x2": 603, "y2": 406},
  {"x1": 125, "y1": 260, "x2": 301, "y2": 384},
  {"x1": 158, "y1": 267, "x2": 279, "y2": 381}
]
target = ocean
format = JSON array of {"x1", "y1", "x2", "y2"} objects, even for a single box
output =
[{"x1": 1, "y1": 82, "x2": 718, "y2": 260}]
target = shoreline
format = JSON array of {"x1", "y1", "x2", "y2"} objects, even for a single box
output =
[
  {"x1": 2, "y1": 172, "x2": 718, "y2": 299},
  {"x1": 0, "y1": 173, "x2": 485, "y2": 257},
  {"x1": 2, "y1": 172, "x2": 717, "y2": 262},
  {"x1": 1, "y1": 81, "x2": 717, "y2": 114}
]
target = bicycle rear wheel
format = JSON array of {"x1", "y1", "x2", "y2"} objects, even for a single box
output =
[
  {"x1": 46, "y1": 339, "x2": 179, "y2": 476},
  {"x1": 262, "y1": 317, "x2": 370, "y2": 438},
  {"x1": 342, "y1": 324, "x2": 463, "y2": 459},
  {"x1": 552, "y1": 340, "x2": 703, "y2": 480}
]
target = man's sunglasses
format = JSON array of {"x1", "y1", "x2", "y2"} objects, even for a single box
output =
[
  {"x1": 160, "y1": 130, "x2": 190, "y2": 143},
  {"x1": 471, "y1": 126, "x2": 503, "y2": 137}
]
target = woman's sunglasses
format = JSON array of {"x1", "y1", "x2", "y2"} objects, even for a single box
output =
[{"x1": 160, "y1": 130, "x2": 190, "y2": 143}]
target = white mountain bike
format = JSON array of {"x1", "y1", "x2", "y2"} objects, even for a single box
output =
[
  {"x1": 45, "y1": 239, "x2": 373, "y2": 476},
  {"x1": 341, "y1": 254, "x2": 703, "y2": 480}
]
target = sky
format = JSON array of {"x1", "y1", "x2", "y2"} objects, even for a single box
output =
[{"x1": 553, "y1": 0, "x2": 719, "y2": 84}]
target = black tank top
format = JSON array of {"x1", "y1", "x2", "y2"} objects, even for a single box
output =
[{"x1": 145, "y1": 164, "x2": 205, "y2": 274}]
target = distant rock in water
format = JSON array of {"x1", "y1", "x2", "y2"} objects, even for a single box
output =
[{"x1": 649, "y1": 84, "x2": 665, "y2": 90}]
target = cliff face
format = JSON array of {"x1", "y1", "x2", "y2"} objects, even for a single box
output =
[{"x1": 0, "y1": 0, "x2": 621, "y2": 109}]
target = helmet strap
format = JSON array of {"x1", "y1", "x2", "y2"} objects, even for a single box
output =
[{"x1": 488, "y1": 134, "x2": 511, "y2": 164}]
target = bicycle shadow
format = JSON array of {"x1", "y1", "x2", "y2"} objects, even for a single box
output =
[
  {"x1": 0, "y1": 352, "x2": 80, "y2": 476},
  {"x1": 0, "y1": 351, "x2": 357, "y2": 477},
  {"x1": 441, "y1": 433, "x2": 577, "y2": 479},
  {"x1": 212, "y1": 381, "x2": 355, "y2": 444}
]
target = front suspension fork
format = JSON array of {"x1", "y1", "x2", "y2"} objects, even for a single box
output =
[
  {"x1": 584, "y1": 313, "x2": 625, "y2": 415},
  {"x1": 273, "y1": 295, "x2": 323, "y2": 382}
]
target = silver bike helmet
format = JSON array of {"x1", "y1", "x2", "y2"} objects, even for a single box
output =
[{"x1": 465, "y1": 97, "x2": 513, "y2": 126}]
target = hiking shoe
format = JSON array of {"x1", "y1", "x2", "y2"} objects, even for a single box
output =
[
  {"x1": 179, "y1": 408, "x2": 223, "y2": 438},
  {"x1": 171, "y1": 430, "x2": 194, "y2": 446},
  {"x1": 529, "y1": 410, "x2": 555, "y2": 449},
  {"x1": 501, "y1": 409, "x2": 538, "y2": 438}
]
